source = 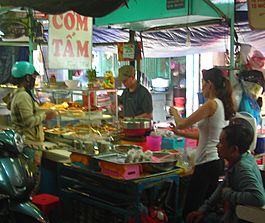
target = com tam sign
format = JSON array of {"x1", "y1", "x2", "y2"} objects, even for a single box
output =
[{"x1": 48, "y1": 11, "x2": 92, "y2": 69}]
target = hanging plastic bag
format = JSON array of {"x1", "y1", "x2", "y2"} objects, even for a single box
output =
[{"x1": 238, "y1": 78, "x2": 261, "y2": 124}]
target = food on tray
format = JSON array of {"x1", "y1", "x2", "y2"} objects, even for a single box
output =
[
  {"x1": 125, "y1": 149, "x2": 153, "y2": 163},
  {"x1": 40, "y1": 102, "x2": 68, "y2": 110},
  {"x1": 67, "y1": 101, "x2": 82, "y2": 108},
  {"x1": 40, "y1": 102, "x2": 55, "y2": 109},
  {"x1": 44, "y1": 123, "x2": 118, "y2": 140}
]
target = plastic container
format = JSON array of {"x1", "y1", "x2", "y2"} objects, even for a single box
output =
[
  {"x1": 31, "y1": 193, "x2": 60, "y2": 216},
  {"x1": 146, "y1": 135, "x2": 162, "y2": 151},
  {"x1": 99, "y1": 161, "x2": 141, "y2": 180},
  {"x1": 174, "y1": 97, "x2": 185, "y2": 107},
  {"x1": 184, "y1": 138, "x2": 198, "y2": 149},
  {"x1": 161, "y1": 137, "x2": 185, "y2": 151},
  {"x1": 197, "y1": 92, "x2": 205, "y2": 104},
  {"x1": 65, "y1": 80, "x2": 80, "y2": 88},
  {"x1": 255, "y1": 134, "x2": 265, "y2": 154}
]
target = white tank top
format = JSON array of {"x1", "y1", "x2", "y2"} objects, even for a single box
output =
[{"x1": 195, "y1": 98, "x2": 228, "y2": 165}]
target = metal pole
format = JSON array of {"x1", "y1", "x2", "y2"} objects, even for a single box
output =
[
  {"x1": 28, "y1": 8, "x2": 34, "y2": 64},
  {"x1": 229, "y1": 1, "x2": 235, "y2": 78}
]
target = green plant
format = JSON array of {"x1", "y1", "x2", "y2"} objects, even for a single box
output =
[{"x1": 87, "y1": 68, "x2": 97, "y2": 82}]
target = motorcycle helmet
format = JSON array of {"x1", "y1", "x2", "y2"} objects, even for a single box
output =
[{"x1": 11, "y1": 61, "x2": 36, "y2": 78}]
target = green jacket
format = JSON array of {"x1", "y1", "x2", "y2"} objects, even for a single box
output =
[{"x1": 3, "y1": 87, "x2": 46, "y2": 145}]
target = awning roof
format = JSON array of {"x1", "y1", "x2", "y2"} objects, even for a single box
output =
[
  {"x1": 0, "y1": 0, "x2": 128, "y2": 17},
  {"x1": 1, "y1": 0, "x2": 264, "y2": 58}
]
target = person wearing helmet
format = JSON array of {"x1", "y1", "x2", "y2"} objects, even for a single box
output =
[{"x1": 3, "y1": 61, "x2": 56, "y2": 194}]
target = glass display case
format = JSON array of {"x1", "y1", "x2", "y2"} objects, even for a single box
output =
[{"x1": 35, "y1": 87, "x2": 119, "y2": 132}]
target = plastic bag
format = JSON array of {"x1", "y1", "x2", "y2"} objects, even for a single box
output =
[{"x1": 238, "y1": 79, "x2": 261, "y2": 124}]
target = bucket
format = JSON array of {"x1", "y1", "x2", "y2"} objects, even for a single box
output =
[
  {"x1": 174, "y1": 97, "x2": 185, "y2": 107},
  {"x1": 255, "y1": 134, "x2": 265, "y2": 154},
  {"x1": 146, "y1": 136, "x2": 162, "y2": 151}
]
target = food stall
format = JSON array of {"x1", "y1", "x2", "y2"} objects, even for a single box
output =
[
  {"x1": 0, "y1": 1, "x2": 241, "y2": 222},
  {"x1": 31, "y1": 82, "x2": 184, "y2": 222}
]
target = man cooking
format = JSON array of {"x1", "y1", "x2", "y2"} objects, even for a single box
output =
[{"x1": 118, "y1": 65, "x2": 153, "y2": 119}]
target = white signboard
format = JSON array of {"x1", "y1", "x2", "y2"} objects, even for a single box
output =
[{"x1": 48, "y1": 11, "x2": 92, "y2": 69}]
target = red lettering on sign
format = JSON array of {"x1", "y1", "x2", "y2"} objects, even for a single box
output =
[
  {"x1": 76, "y1": 14, "x2": 88, "y2": 31},
  {"x1": 52, "y1": 15, "x2": 63, "y2": 29},
  {"x1": 63, "y1": 40, "x2": 74, "y2": 57},
  {"x1": 64, "y1": 12, "x2": 75, "y2": 31},
  {"x1": 77, "y1": 41, "x2": 89, "y2": 57},
  {"x1": 52, "y1": 39, "x2": 63, "y2": 56}
]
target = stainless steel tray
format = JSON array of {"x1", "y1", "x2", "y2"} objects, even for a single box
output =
[
  {"x1": 94, "y1": 152, "x2": 178, "y2": 164},
  {"x1": 94, "y1": 153, "x2": 129, "y2": 164}
]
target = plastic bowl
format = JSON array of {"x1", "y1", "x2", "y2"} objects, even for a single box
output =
[{"x1": 65, "y1": 80, "x2": 80, "y2": 88}]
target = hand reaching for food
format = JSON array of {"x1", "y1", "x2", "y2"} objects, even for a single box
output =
[{"x1": 169, "y1": 106, "x2": 180, "y2": 117}]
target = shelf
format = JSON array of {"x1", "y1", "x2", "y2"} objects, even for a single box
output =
[{"x1": 36, "y1": 87, "x2": 117, "y2": 94}]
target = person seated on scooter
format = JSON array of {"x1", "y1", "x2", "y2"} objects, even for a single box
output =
[
  {"x1": 3, "y1": 61, "x2": 56, "y2": 194},
  {"x1": 186, "y1": 118, "x2": 265, "y2": 223}
]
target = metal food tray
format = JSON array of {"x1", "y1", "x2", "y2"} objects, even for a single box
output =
[
  {"x1": 93, "y1": 153, "x2": 131, "y2": 165},
  {"x1": 45, "y1": 132, "x2": 107, "y2": 150},
  {"x1": 94, "y1": 152, "x2": 178, "y2": 165},
  {"x1": 67, "y1": 148, "x2": 96, "y2": 157},
  {"x1": 45, "y1": 131, "x2": 74, "y2": 146},
  {"x1": 94, "y1": 152, "x2": 179, "y2": 174}
]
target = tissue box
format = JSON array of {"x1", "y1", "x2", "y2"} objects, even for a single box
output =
[{"x1": 161, "y1": 137, "x2": 185, "y2": 150}]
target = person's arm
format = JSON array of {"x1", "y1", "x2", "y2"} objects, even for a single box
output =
[
  {"x1": 222, "y1": 166, "x2": 265, "y2": 207},
  {"x1": 186, "y1": 210, "x2": 205, "y2": 223},
  {"x1": 169, "y1": 99, "x2": 217, "y2": 129},
  {"x1": 171, "y1": 127, "x2": 199, "y2": 139},
  {"x1": 16, "y1": 92, "x2": 45, "y2": 128},
  {"x1": 16, "y1": 92, "x2": 57, "y2": 127}
]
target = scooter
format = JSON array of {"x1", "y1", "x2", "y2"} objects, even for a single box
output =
[{"x1": 0, "y1": 129, "x2": 49, "y2": 223}]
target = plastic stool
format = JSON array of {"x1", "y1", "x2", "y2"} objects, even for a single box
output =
[{"x1": 31, "y1": 193, "x2": 60, "y2": 216}]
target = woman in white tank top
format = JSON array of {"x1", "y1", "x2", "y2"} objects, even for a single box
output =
[{"x1": 169, "y1": 68, "x2": 236, "y2": 220}]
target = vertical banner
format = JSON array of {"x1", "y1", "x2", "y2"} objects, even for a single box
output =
[
  {"x1": 248, "y1": 0, "x2": 265, "y2": 30},
  {"x1": 48, "y1": 11, "x2": 92, "y2": 69}
]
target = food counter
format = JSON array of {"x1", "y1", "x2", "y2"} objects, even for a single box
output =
[
  {"x1": 40, "y1": 122, "x2": 185, "y2": 223},
  {"x1": 40, "y1": 148, "x2": 182, "y2": 223},
  {"x1": 0, "y1": 86, "x2": 185, "y2": 222}
]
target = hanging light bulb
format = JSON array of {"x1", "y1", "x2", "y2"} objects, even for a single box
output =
[{"x1": 186, "y1": 28, "x2": 191, "y2": 48}]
